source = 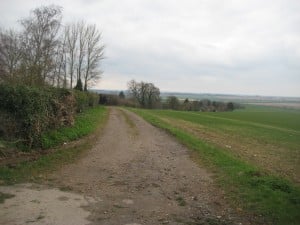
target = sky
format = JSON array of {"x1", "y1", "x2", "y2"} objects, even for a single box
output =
[{"x1": 1, "y1": 0, "x2": 300, "y2": 97}]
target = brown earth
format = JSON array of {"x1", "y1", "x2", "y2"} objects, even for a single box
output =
[{"x1": 0, "y1": 108, "x2": 252, "y2": 225}]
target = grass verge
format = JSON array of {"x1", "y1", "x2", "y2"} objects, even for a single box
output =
[
  {"x1": 0, "y1": 106, "x2": 108, "y2": 185},
  {"x1": 129, "y1": 108, "x2": 300, "y2": 225},
  {"x1": 41, "y1": 106, "x2": 107, "y2": 148}
]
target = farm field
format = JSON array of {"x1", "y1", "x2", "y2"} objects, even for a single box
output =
[
  {"x1": 133, "y1": 106, "x2": 300, "y2": 184},
  {"x1": 130, "y1": 106, "x2": 300, "y2": 225}
]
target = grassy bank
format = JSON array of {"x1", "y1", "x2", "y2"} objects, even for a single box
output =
[
  {"x1": 129, "y1": 108, "x2": 300, "y2": 225},
  {"x1": 0, "y1": 106, "x2": 108, "y2": 184},
  {"x1": 41, "y1": 106, "x2": 107, "y2": 148}
]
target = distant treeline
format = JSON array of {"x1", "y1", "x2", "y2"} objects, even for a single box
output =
[
  {"x1": 163, "y1": 96, "x2": 242, "y2": 112},
  {"x1": 98, "y1": 80, "x2": 242, "y2": 112},
  {"x1": 99, "y1": 93, "x2": 241, "y2": 112}
]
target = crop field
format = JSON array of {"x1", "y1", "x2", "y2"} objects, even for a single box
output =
[
  {"x1": 130, "y1": 106, "x2": 300, "y2": 225},
  {"x1": 134, "y1": 106, "x2": 300, "y2": 184}
]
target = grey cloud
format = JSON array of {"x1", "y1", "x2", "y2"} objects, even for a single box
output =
[{"x1": 1, "y1": 0, "x2": 299, "y2": 96}]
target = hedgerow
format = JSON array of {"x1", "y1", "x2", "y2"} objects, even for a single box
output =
[{"x1": 0, "y1": 84, "x2": 99, "y2": 148}]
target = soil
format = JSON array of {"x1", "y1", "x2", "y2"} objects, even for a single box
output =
[{"x1": 0, "y1": 108, "x2": 251, "y2": 225}]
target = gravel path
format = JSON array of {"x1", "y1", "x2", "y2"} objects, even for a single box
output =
[{"x1": 0, "y1": 108, "x2": 249, "y2": 225}]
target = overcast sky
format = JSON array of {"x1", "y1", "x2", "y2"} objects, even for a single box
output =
[{"x1": 1, "y1": 0, "x2": 300, "y2": 97}]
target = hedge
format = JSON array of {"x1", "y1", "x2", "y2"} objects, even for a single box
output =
[{"x1": 0, "y1": 84, "x2": 99, "y2": 148}]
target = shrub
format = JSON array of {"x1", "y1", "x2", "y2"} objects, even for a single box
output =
[
  {"x1": 98, "y1": 94, "x2": 119, "y2": 105},
  {"x1": 73, "y1": 91, "x2": 99, "y2": 111},
  {"x1": 87, "y1": 92, "x2": 99, "y2": 107},
  {"x1": 73, "y1": 90, "x2": 89, "y2": 112},
  {"x1": 0, "y1": 84, "x2": 98, "y2": 148},
  {"x1": 0, "y1": 85, "x2": 76, "y2": 148}
]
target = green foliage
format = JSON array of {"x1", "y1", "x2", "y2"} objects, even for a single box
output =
[
  {"x1": 130, "y1": 108, "x2": 300, "y2": 225},
  {"x1": 73, "y1": 90, "x2": 89, "y2": 112},
  {"x1": 0, "y1": 85, "x2": 75, "y2": 148},
  {"x1": 175, "y1": 196, "x2": 186, "y2": 206},
  {"x1": 41, "y1": 106, "x2": 106, "y2": 149},
  {"x1": 73, "y1": 90, "x2": 99, "y2": 112},
  {"x1": 87, "y1": 92, "x2": 99, "y2": 107},
  {"x1": 0, "y1": 84, "x2": 100, "y2": 148}
]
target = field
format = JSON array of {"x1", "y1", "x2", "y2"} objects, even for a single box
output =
[{"x1": 130, "y1": 105, "x2": 300, "y2": 225}]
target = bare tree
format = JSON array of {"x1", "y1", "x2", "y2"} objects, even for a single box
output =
[
  {"x1": 63, "y1": 22, "x2": 104, "y2": 90},
  {"x1": 166, "y1": 96, "x2": 180, "y2": 110},
  {"x1": 20, "y1": 5, "x2": 62, "y2": 85},
  {"x1": 51, "y1": 32, "x2": 67, "y2": 87},
  {"x1": 146, "y1": 83, "x2": 160, "y2": 108},
  {"x1": 0, "y1": 29, "x2": 22, "y2": 83},
  {"x1": 65, "y1": 23, "x2": 78, "y2": 88},
  {"x1": 83, "y1": 24, "x2": 104, "y2": 91},
  {"x1": 77, "y1": 21, "x2": 87, "y2": 83},
  {"x1": 127, "y1": 79, "x2": 139, "y2": 103},
  {"x1": 0, "y1": 5, "x2": 105, "y2": 89},
  {"x1": 127, "y1": 80, "x2": 161, "y2": 108}
]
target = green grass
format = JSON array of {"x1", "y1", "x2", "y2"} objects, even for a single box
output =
[
  {"x1": 141, "y1": 108, "x2": 300, "y2": 154},
  {"x1": 41, "y1": 106, "x2": 107, "y2": 148},
  {"x1": 129, "y1": 107, "x2": 300, "y2": 225},
  {"x1": 210, "y1": 106, "x2": 300, "y2": 131},
  {"x1": 0, "y1": 106, "x2": 108, "y2": 184},
  {"x1": 175, "y1": 196, "x2": 187, "y2": 206}
]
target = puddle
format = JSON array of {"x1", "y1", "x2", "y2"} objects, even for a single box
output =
[{"x1": 0, "y1": 183, "x2": 97, "y2": 225}]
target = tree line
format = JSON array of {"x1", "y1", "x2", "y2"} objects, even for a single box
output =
[
  {"x1": 98, "y1": 79, "x2": 239, "y2": 112},
  {"x1": 165, "y1": 96, "x2": 238, "y2": 112},
  {"x1": 0, "y1": 5, "x2": 104, "y2": 90}
]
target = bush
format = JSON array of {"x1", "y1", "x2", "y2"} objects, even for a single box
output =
[
  {"x1": 73, "y1": 91, "x2": 99, "y2": 111},
  {"x1": 98, "y1": 94, "x2": 119, "y2": 105},
  {"x1": 73, "y1": 90, "x2": 89, "y2": 112},
  {"x1": 0, "y1": 85, "x2": 76, "y2": 147},
  {"x1": 0, "y1": 84, "x2": 99, "y2": 148},
  {"x1": 87, "y1": 92, "x2": 99, "y2": 107}
]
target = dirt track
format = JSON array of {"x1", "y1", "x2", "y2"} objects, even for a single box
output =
[{"x1": 0, "y1": 108, "x2": 249, "y2": 225}]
